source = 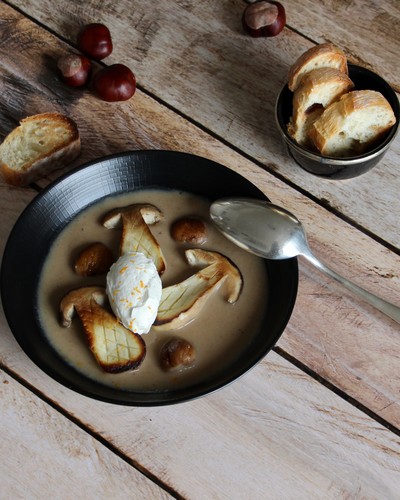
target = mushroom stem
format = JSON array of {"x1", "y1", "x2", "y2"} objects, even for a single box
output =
[
  {"x1": 59, "y1": 286, "x2": 146, "y2": 373},
  {"x1": 102, "y1": 204, "x2": 166, "y2": 275},
  {"x1": 154, "y1": 249, "x2": 243, "y2": 331}
]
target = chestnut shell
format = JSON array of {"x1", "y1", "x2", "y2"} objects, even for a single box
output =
[
  {"x1": 77, "y1": 23, "x2": 113, "y2": 60},
  {"x1": 242, "y1": 0, "x2": 286, "y2": 38},
  {"x1": 92, "y1": 64, "x2": 136, "y2": 102}
]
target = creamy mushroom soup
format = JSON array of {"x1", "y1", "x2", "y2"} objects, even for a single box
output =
[{"x1": 38, "y1": 189, "x2": 269, "y2": 391}]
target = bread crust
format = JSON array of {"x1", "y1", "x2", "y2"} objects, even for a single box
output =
[
  {"x1": 288, "y1": 43, "x2": 348, "y2": 92},
  {"x1": 0, "y1": 112, "x2": 81, "y2": 186},
  {"x1": 287, "y1": 67, "x2": 354, "y2": 146},
  {"x1": 309, "y1": 90, "x2": 396, "y2": 156}
]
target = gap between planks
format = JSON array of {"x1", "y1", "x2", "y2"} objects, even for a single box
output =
[
  {"x1": 7, "y1": 0, "x2": 400, "y2": 256},
  {"x1": 2, "y1": 331, "x2": 399, "y2": 466},
  {"x1": 0, "y1": 363, "x2": 184, "y2": 500},
  {"x1": 4, "y1": 0, "x2": 400, "y2": 452},
  {"x1": 272, "y1": 345, "x2": 400, "y2": 437}
]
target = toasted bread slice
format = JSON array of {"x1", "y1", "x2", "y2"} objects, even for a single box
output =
[
  {"x1": 309, "y1": 90, "x2": 396, "y2": 157},
  {"x1": 60, "y1": 286, "x2": 146, "y2": 373},
  {"x1": 288, "y1": 43, "x2": 348, "y2": 92},
  {"x1": 287, "y1": 67, "x2": 354, "y2": 146},
  {"x1": 0, "y1": 113, "x2": 81, "y2": 186}
]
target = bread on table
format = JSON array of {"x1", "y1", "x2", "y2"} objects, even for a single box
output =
[
  {"x1": 0, "y1": 112, "x2": 81, "y2": 186},
  {"x1": 288, "y1": 43, "x2": 348, "y2": 92},
  {"x1": 309, "y1": 90, "x2": 396, "y2": 157},
  {"x1": 287, "y1": 67, "x2": 354, "y2": 146}
]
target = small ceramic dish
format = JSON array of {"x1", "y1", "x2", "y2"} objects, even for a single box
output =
[{"x1": 275, "y1": 64, "x2": 399, "y2": 180}]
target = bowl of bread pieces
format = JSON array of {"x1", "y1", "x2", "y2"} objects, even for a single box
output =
[{"x1": 275, "y1": 43, "x2": 399, "y2": 179}]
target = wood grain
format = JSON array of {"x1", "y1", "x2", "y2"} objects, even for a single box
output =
[
  {"x1": 0, "y1": 4, "x2": 399, "y2": 429},
  {"x1": 2, "y1": 348, "x2": 400, "y2": 499},
  {"x1": 284, "y1": 0, "x2": 400, "y2": 90},
  {"x1": 1, "y1": 4, "x2": 400, "y2": 497},
  {"x1": 1, "y1": 371, "x2": 172, "y2": 499},
  {"x1": 6, "y1": 0, "x2": 400, "y2": 248}
]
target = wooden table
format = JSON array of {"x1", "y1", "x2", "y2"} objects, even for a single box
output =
[{"x1": 1, "y1": 1, "x2": 400, "y2": 498}]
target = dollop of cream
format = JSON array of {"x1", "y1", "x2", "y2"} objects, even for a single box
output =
[{"x1": 106, "y1": 251, "x2": 162, "y2": 334}]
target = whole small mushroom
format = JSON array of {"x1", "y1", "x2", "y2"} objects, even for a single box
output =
[
  {"x1": 74, "y1": 242, "x2": 114, "y2": 276},
  {"x1": 170, "y1": 216, "x2": 207, "y2": 245},
  {"x1": 160, "y1": 338, "x2": 196, "y2": 371}
]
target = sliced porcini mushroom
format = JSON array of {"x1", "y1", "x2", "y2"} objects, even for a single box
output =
[
  {"x1": 60, "y1": 286, "x2": 107, "y2": 328},
  {"x1": 154, "y1": 249, "x2": 243, "y2": 331},
  {"x1": 59, "y1": 286, "x2": 146, "y2": 373},
  {"x1": 102, "y1": 203, "x2": 166, "y2": 275}
]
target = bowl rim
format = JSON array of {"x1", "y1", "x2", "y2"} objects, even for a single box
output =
[
  {"x1": 0, "y1": 150, "x2": 299, "y2": 406},
  {"x1": 275, "y1": 63, "x2": 400, "y2": 165}
]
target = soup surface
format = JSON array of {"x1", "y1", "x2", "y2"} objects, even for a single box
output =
[{"x1": 38, "y1": 189, "x2": 269, "y2": 391}]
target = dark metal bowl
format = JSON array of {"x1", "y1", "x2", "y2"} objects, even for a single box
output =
[{"x1": 275, "y1": 64, "x2": 399, "y2": 179}]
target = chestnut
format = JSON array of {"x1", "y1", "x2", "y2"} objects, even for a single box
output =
[
  {"x1": 77, "y1": 23, "x2": 113, "y2": 60},
  {"x1": 57, "y1": 53, "x2": 91, "y2": 87},
  {"x1": 170, "y1": 216, "x2": 207, "y2": 245},
  {"x1": 160, "y1": 338, "x2": 196, "y2": 371},
  {"x1": 92, "y1": 64, "x2": 136, "y2": 102},
  {"x1": 242, "y1": 0, "x2": 286, "y2": 38},
  {"x1": 74, "y1": 242, "x2": 114, "y2": 276}
]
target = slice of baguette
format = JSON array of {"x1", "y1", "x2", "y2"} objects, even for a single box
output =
[
  {"x1": 287, "y1": 67, "x2": 354, "y2": 146},
  {"x1": 288, "y1": 43, "x2": 348, "y2": 92},
  {"x1": 0, "y1": 112, "x2": 81, "y2": 186},
  {"x1": 309, "y1": 90, "x2": 396, "y2": 157}
]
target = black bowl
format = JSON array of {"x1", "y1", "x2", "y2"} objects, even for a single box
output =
[
  {"x1": 1, "y1": 151, "x2": 298, "y2": 405},
  {"x1": 275, "y1": 64, "x2": 400, "y2": 179}
]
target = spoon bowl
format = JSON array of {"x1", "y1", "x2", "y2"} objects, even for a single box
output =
[
  {"x1": 210, "y1": 199, "x2": 308, "y2": 260},
  {"x1": 210, "y1": 198, "x2": 400, "y2": 324}
]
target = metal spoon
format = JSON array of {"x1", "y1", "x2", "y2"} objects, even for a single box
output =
[{"x1": 210, "y1": 198, "x2": 400, "y2": 324}]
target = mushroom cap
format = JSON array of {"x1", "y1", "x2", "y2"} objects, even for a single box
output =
[
  {"x1": 102, "y1": 203, "x2": 166, "y2": 275},
  {"x1": 59, "y1": 285, "x2": 146, "y2": 373},
  {"x1": 154, "y1": 249, "x2": 243, "y2": 331}
]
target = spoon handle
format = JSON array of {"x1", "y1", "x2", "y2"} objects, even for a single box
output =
[{"x1": 303, "y1": 251, "x2": 400, "y2": 324}]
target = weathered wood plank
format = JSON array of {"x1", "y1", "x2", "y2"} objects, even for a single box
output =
[
  {"x1": 11, "y1": 0, "x2": 399, "y2": 86},
  {"x1": 0, "y1": 371, "x2": 173, "y2": 499},
  {"x1": 0, "y1": 185, "x2": 36, "y2": 253},
  {"x1": 284, "y1": 0, "x2": 400, "y2": 89},
  {"x1": 1, "y1": 5, "x2": 400, "y2": 497},
  {"x1": 2, "y1": 349, "x2": 400, "y2": 499},
  {"x1": 5, "y1": 0, "x2": 400, "y2": 248},
  {"x1": 0, "y1": 4, "x2": 399, "y2": 429}
]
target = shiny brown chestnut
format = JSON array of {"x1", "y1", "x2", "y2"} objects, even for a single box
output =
[
  {"x1": 92, "y1": 64, "x2": 136, "y2": 102},
  {"x1": 242, "y1": 0, "x2": 286, "y2": 38},
  {"x1": 77, "y1": 23, "x2": 113, "y2": 60},
  {"x1": 57, "y1": 53, "x2": 92, "y2": 87}
]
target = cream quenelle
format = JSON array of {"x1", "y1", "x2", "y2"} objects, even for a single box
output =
[{"x1": 106, "y1": 251, "x2": 162, "y2": 334}]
